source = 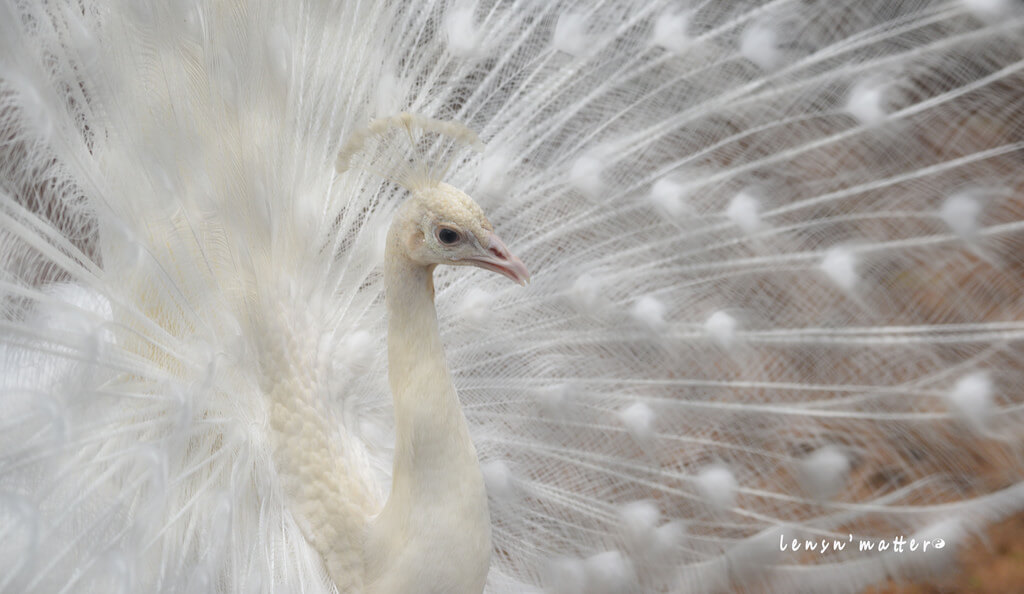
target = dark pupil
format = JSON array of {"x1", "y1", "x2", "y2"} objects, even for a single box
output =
[{"x1": 439, "y1": 228, "x2": 460, "y2": 244}]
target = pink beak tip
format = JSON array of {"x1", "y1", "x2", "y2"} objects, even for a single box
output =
[{"x1": 483, "y1": 232, "x2": 531, "y2": 287}]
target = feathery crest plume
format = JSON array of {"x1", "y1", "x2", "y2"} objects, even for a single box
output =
[{"x1": 336, "y1": 113, "x2": 484, "y2": 191}]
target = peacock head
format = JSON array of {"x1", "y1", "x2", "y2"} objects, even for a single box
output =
[
  {"x1": 395, "y1": 181, "x2": 530, "y2": 286},
  {"x1": 338, "y1": 112, "x2": 529, "y2": 285}
]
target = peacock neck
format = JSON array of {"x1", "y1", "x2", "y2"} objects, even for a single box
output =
[
  {"x1": 362, "y1": 223, "x2": 491, "y2": 593},
  {"x1": 383, "y1": 250, "x2": 481, "y2": 491}
]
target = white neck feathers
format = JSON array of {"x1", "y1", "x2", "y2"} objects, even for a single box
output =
[{"x1": 360, "y1": 213, "x2": 491, "y2": 594}]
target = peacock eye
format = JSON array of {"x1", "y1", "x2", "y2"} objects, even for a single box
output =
[{"x1": 437, "y1": 227, "x2": 461, "y2": 245}]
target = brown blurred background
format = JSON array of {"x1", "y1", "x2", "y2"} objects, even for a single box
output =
[{"x1": 871, "y1": 512, "x2": 1024, "y2": 593}]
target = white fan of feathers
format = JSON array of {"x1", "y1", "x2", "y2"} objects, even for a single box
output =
[{"x1": 2, "y1": 0, "x2": 1024, "y2": 593}]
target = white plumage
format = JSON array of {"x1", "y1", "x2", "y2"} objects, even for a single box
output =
[{"x1": 2, "y1": 1, "x2": 1024, "y2": 593}]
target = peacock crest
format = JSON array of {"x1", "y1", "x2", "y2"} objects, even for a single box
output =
[{"x1": 336, "y1": 113, "x2": 484, "y2": 191}]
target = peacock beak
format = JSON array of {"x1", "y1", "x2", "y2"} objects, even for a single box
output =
[{"x1": 468, "y1": 232, "x2": 530, "y2": 286}]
